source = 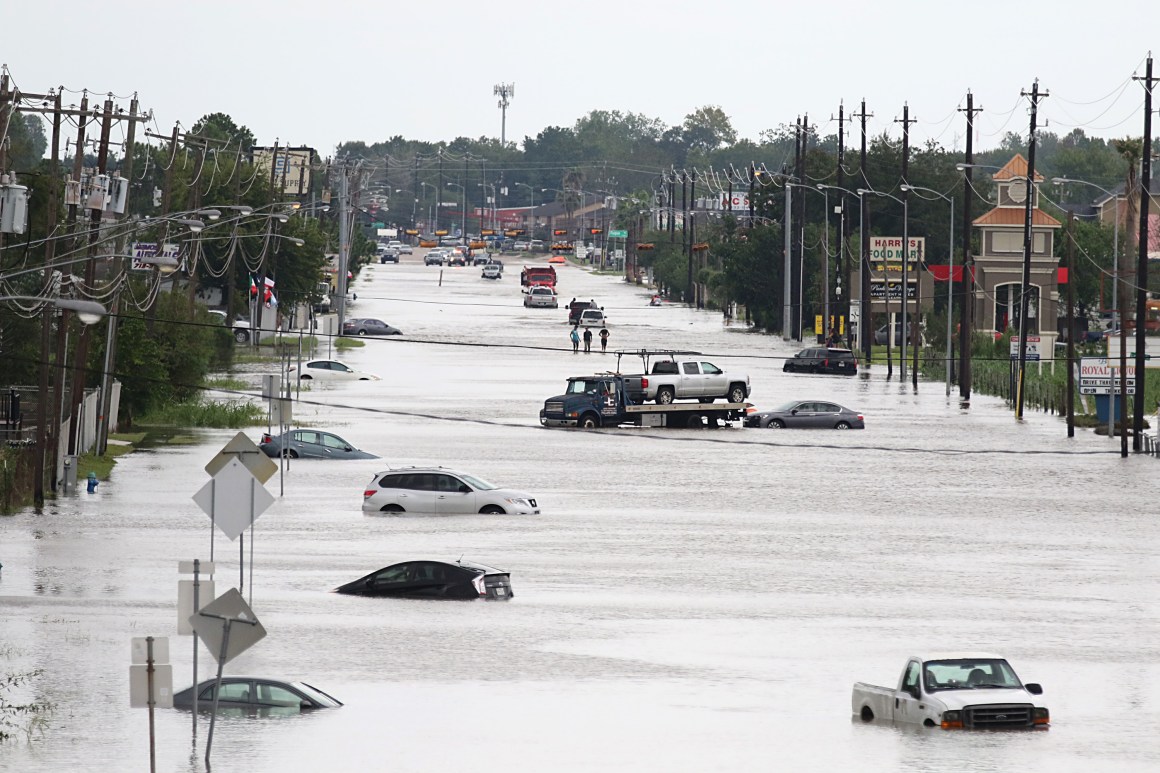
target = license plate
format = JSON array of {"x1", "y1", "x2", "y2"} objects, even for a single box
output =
[{"x1": 494, "y1": 587, "x2": 506, "y2": 597}]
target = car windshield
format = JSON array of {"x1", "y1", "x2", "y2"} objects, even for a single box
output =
[
  {"x1": 923, "y1": 659, "x2": 1021, "y2": 691},
  {"x1": 566, "y1": 380, "x2": 599, "y2": 394},
  {"x1": 458, "y1": 473, "x2": 497, "y2": 490},
  {"x1": 294, "y1": 682, "x2": 342, "y2": 706}
]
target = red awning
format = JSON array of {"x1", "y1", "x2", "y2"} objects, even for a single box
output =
[{"x1": 928, "y1": 265, "x2": 970, "y2": 282}]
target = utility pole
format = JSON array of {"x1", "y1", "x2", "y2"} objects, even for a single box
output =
[
  {"x1": 494, "y1": 83, "x2": 515, "y2": 145},
  {"x1": 835, "y1": 101, "x2": 846, "y2": 334},
  {"x1": 668, "y1": 172, "x2": 676, "y2": 243},
  {"x1": 1066, "y1": 215, "x2": 1076, "y2": 438},
  {"x1": 682, "y1": 171, "x2": 690, "y2": 304},
  {"x1": 437, "y1": 151, "x2": 443, "y2": 232},
  {"x1": 959, "y1": 91, "x2": 982, "y2": 401},
  {"x1": 1131, "y1": 53, "x2": 1156, "y2": 451},
  {"x1": 896, "y1": 104, "x2": 917, "y2": 387},
  {"x1": 855, "y1": 100, "x2": 873, "y2": 363},
  {"x1": 689, "y1": 173, "x2": 697, "y2": 305},
  {"x1": 1015, "y1": 79, "x2": 1047, "y2": 421},
  {"x1": 783, "y1": 167, "x2": 793, "y2": 340},
  {"x1": 793, "y1": 116, "x2": 806, "y2": 340},
  {"x1": 337, "y1": 163, "x2": 351, "y2": 333}
]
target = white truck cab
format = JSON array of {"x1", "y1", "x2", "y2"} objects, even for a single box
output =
[{"x1": 852, "y1": 653, "x2": 1049, "y2": 730}]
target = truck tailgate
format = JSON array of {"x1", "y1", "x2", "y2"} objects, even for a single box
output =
[{"x1": 851, "y1": 683, "x2": 896, "y2": 722}]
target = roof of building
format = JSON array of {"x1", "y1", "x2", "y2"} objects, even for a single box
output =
[
  {"x1": 992, "y1": 154, "x2": 1045, "y2": 182},
  {"x1": 973, "y1": 207, "x2": 1061, "y2": 228}
]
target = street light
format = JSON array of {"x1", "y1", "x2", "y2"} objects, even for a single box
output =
[
  {"x1": 902, "y1": 184, "x2": 955, "y2": 396},
  {"x1": 1052, "y1": 177, "x2": 1122, "y2": 313},
  {"x1": 817, "y1": 183, "x2": 863, "y2": 350},
  {"x1": 447, "y1": 182, "x2": 466, "y2": 241},
  {"x1": 0, "y1": 295, "x2": 108, "y2": 324},
  {"x1": 860, "y1": 188, "x2": 910, "y2": 382}
]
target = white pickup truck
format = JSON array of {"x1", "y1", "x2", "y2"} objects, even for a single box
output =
[
  {"x1": 851, "y1": 653, "x2": 1050, "y2": 730},
  {"x1": 619, "y1": 350, "x2": 750, "y2": 405}
]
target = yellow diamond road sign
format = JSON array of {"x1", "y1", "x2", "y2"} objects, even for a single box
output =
[{"x1": 204, "y1": 431, "x2": 277, "y2": 484}]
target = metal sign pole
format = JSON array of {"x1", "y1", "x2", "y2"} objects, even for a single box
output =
[
  {"x1": 204, "y1": 619, "x2": 231, "y2": 765},
  {"x1": 147, "y1": 636, "x2": 156, "y2": 773},
  {"x1": 209, "y1": 479, "x2": 215, "y2": 562},
  {"x1": 192, "y1": 561, "x2": 200, "y2": 739},
  {"x1": 249, "y1": 477, "x2": 255, "y2": 607}
]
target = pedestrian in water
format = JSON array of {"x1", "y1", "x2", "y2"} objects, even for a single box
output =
[
  {"x1": 599, "y1": 326, "x2": 609, "y2": 353},
  {"x1": 570, "y1": 325, "x2": 580, "y2": 353},
  {"x1": 582, "y1": 327, "x2": 593, "y2": 353}
]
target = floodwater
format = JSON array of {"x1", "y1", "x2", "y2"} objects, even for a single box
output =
[{"x1": 2, "y1": 252, "x2": 1158, "y2": 773}]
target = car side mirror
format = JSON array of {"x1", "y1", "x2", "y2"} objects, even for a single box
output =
[
  {"x1": 791, "y1": 409, "x2": 798, "y2": 415},
  {"x1": 1024, "y1": 683, "x2": 1043, "y2": 695},
  {"x1": 458, "y1": 484, "x2": 471, "y2": 494},
  {"x1": 344, "y1": 446, "x2": 353, "y2": 452},
  {"x1": 905, "y1": 684, "x2": 920, "y2": 699}
]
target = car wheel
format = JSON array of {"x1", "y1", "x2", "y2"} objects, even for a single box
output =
[
  {"x1": 580, "y1": 413, "x2": 600, "y2": 429},
  {"x1": 728, "y1": 384, "x2": 747, "y2": 403},
  {"x1": 234, "y1": 330, "x2": 249, "y2": 343},
  {"x1": 300, "y1": 374, "x2": 313, "y2": 380},
  {"x1": 656, "y1": 387, "x2": 676, "y2": 405},
  {"x1": 479, "y1": 505, "x2": 506, "y2": 515},
  {"x1": 358, "y1": 330, "x2": 367, "y2": 336},
  {"x1": 380, "y1": 504, "x2": 405, "y2": 513},
  {"x1": 283, "y1": 449, "x2": 299, "y2": 459},
  {"x1": 766, "y1": 419, "x2": 785, "y2": 429},
  {"x1": 835, "y1": 421, "x2": 851, "y2": 430}
]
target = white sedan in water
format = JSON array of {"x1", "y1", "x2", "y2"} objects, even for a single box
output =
[{"x1": 289, "y1": 359, "x2": 379, "y2": 381}]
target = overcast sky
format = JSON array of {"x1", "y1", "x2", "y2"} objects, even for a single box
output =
[{"x1": 4, "y1": 1, "x2": 1157, "y2": 159}]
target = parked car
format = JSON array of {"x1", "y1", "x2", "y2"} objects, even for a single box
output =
[
  {"x1": 874, "y1": 322, "x2": 921, "y2": 346},
  {"x1": 379, "y1": 248, "x2": 399, "y2": 264},
  {"x1": 259, "y1": 429, "x2": 379, "y2": 459},
  {"x1": 481, "y1": 263, "x2": 502, "y2": 280},
  {"x1": 783, "y1": 347, "x2": 859, "y2": 375},
  {"x1": 362, "y1": 467, "x2": 540, "y2": 514},
  {"x1": 424, "y1": 250, "x2": 446, "y2": 266},
  {"x1": 290, "y1": 359, "x2": 379, "y2": 381},
  {"x1": 513, "y1": 240, "x2": 530, "y2": 251},
  {"x1": 473, "y1": 253, "x2": 491, "y2": 266},
  {"x1": 744, "y1": 400, "x2": 864, "y2": 429},
  {"x1": 524, "y1": 286, "x2": 558, "y2": 308},
  {"x1": 447, "y1": 250, "x2": 468, "y2": 267},
  {"x1": 567, "y1": 299, "x2": 599, "y2": 325},
  {"x1": 852, "y1": 654, "x2": 1049, "y2": 730},
  {"x1": 207, "y1": 309, "x2": 252, "y2": 343},
  {"x1": 529, "y1": 239, "x2": 545, "y2": 252},
  {"x1": 333, "y1": 559, "x2": 513, "y2": 600},
  {"x1": 173, "y1": 677, "x2": 343, "y2": 712},
  {"x1": 398, "y1": 244, "x2": 413, "y2": 255},
  {"x1": 342, "y1": 318, "x2": 402, "y2": 336}
]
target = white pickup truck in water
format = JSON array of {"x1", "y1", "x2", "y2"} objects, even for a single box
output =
[
  {"x1": 616, "y1": 350, "x2": 751, "y2": 405},
  {"x1": 851, "y1": 653, "x2": 1050, "y2": 730}
]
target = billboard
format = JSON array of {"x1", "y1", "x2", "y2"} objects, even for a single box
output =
[
  {"x1": 130, "y1": 242, "x2": 181, "y2": 271},
  {"x1": 870, "y1": 236, "x2": 925, "y2": 270},
  {"x1": 251, "y1": 146, "x2": 314, "y2": 196},
  {"x1": 869, "y1": 280, "x2": 916, "y2": 300}
]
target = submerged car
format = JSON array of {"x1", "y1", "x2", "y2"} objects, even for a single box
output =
[
  {"x1": 362, "y1": 467, "x2": 540, "y2": 514},
  {"x1": 342, "y1": 318, "x2": 402, "y2": 336},
  {"x1": 334, "y1": 559, "x2": 513, "y2": 600},
  {"x1": 745, "y1": 400, "x2": 865, "y2": 430},
  {"x1": 481, "y1": 263, "x2": 502, "y2": 280},
  {"x1": 259, "y1": 429, "x2": 379, "y2": 459},
  {"x1": 290, "y1": 359, "x2": 379, "y2": 381},
  {"x1": 173, "y1": 677, "x2": 343, "y2": 711},
  {"x1": 783, "y1": 347, "x2": 859, "y2": 375}
]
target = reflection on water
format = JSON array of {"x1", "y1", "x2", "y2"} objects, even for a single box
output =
[{"x1": 1, "y1": 257, "x2": 1158, "y2": 772}]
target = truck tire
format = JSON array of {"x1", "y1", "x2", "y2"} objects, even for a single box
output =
[
  {"x1": 728, "y1": 383, "x2": 747, "y2": 403},
  {"x1": 234, "y1": 329, "x2": 249, "y2": 343},
  {"x1": 656, "y1": 387, "x2": 676, "y2": 405},
  {"x1": 859, "y1": 706, "x2": 874, "y2": 722},
  {"x1": 685, "y1": 413, "x2": 703, "y2": 428},
  {"x1": 580, "y1": 413, "x2": 600, "y2": 429}
]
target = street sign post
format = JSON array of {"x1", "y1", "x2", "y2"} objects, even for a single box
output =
[
  {"x1": 608, "y1": 229, "x2": 628, "y2": 239},
  {"x1": 204, "y1": 431, "x2": 277, "y2": 483},
  {"x1": 178, "y1": 559, "x2": 215, "y2": 736},
  {"x1": 193, "y1": 458, "x2": 275, "y2": 600},
  {"x1": 1010, "y1": 336, "x2": 1041, "y2": 361},
  {"x1": 129, "y1": 635, "x2": 171, "y2": 773}
]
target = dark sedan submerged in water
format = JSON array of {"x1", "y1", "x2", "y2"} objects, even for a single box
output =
[{"x1": 334, "y1": 559, "x2": 513, "y2": 600}]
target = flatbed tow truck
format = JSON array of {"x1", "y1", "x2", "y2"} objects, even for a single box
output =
[{"x1": 539, "y1": 350, "x2": 752, "y2": 429}]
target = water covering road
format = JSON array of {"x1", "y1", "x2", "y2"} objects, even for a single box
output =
[{"x1": 1, "y1": 252, "x2": 1158, "y2": 772}]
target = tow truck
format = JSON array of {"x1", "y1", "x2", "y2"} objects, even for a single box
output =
[{"x1": 539, "y1": 351, "x2": 751, "y2": 429}]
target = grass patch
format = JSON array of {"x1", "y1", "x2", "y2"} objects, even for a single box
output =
[
  {"x1": 202, "y1": 376, "x2": 248, "y2": 391},
  {"x1": 76, "y1": 443, "x2": 135, "y2": 481},
  {"x1": 138, "y1": 397, "x2": 264, "y2": 429},
  {"x1": 335, "y1": 337, "x2": 365, "y2": 350}
]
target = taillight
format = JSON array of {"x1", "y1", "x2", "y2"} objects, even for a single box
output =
[
  {"x1": 363, "y1": 489, "x2": 375, "y2": 498},
  {"x1": 857, "y1": 415, "x2": 864, "y2": 421},
  {"x1": 641, "y1": 377, "x2": 649, "y2": 388},
  {"x1": 823, "y1": 359, "x2": 829, "y2": 367},
  {"x1": 472, "y1": 575, "x2": 487, "y2": 596},
  {"x1": 261, "y1": 433, "x2": 272, "y2": 443}
]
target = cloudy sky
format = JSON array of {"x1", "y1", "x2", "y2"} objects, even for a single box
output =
[{"x1": 4, "y1": 0, "x2": 1157, "y2": 157}]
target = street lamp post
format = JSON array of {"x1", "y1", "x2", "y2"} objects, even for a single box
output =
[
  {"x1": 902, "y1": 185, "x2": 955, "y2": 396},
  {"x1": 818, "y1": 183, "x2": 864, "y2": 350}
]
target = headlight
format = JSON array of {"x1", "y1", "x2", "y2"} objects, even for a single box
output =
[
  {"x1": 505, "y1": 497, "x2": 530, "y2": 507},
  {"x1": 940, "y1": 710, "x2": 963, "y2": 729},
  {"x1": 1033, "y1": 707, "x2": 1050, "y2": 724}
]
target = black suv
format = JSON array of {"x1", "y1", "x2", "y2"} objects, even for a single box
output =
[{"x1": 783, "y1": 347, "x2": 858, "y2": 375}]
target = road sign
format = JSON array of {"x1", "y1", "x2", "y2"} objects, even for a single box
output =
[
  {"x1": 129, "y1": 637, "x2": 173, "y2": 708},
  {"x1": 193, "y1": 458, "x2": 275, "y2": 541},
  {"x1": 609, "y1": 229, "x2": 628, "y2": 239},
  {"x1": 204, "y1": 431, "x2": 277, "y2": 484},
  {"x1": 1079, "y1": 357, "x2": 1137, "y2": 394},
  {"x1": 189, "y1": 588, "x2": 266, "y2": 665},
  {"x1": 178, "y1": 579, "x2": 217, "y2": 635}
]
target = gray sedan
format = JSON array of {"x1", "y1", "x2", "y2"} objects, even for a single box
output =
[
  {"x1": 259, "y1": 429, "x2": 379, "y2": 459},
  {"x1": 342, "y1": 318, "x2": 402, "y2": 336},
  {"x1": 744, "y1": 400, "x2": 865, "y2": 430}
]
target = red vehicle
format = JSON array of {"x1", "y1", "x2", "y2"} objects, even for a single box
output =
[{"x1": 521, "y1": 265, "x2": 557, "y2": 290}]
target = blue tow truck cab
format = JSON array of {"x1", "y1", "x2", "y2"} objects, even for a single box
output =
[{"x1": 539, "y1": 373, "x2": 750, "y2": 429}]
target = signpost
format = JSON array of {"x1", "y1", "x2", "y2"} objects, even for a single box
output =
[
  {"x1": 608, "y1": 229, "x2": 628, "y2": 239},
  {"x1": 193, "y1": 457, "x2": 275, "y2": 601},
  {"x1": 1010, "y1": 336, "x2": 1042, "y2": 362},
  {"x1": 178, "y1": 559, "x2": 215, "y2": 737},
  {"x1": 130, "y1": 635, "x2": 172, "y2": 773},
  {"x1": 190, "y1": 589, "x2": 266, "y2": 766},
  {"x1": 1080, "y1": 357, "x2": 1137, "y2": 438}
]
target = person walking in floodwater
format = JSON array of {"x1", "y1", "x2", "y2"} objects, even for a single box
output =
[
  {"x1": 582, "y1": 327, "x2": 593, "y2": 353},
  {"x1": 570, "y1": 326, "x2": 580, "y2": 353},
  {"x1": 599, "y1": 326, "x2": 609, "y2": 353}
]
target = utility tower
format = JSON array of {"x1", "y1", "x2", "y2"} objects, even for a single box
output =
[{"x1": 494, "y1": 83, "x2": 515, "y2": 144}]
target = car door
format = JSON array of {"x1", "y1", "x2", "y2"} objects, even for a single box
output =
[
  {"x1": 895, "y1": 660, "x2": 924, "y2": 723},
  {"x1": 788, "y1": 402, "x2": 820, "y2": 428},
  {"x1": 434, "y1": 473, "x2": 476, "y2": 514},
  {"x1": 390, "y1": 473, "x2": 438, "y2": 513},
  {"x1": 254, "y1": 681, "x2": 308, "y2": 711},
  {"x1": 330, "y1": 362, "x2": 357, "y2": 380},
  {"x1": 201, "y1": 679, "x2": 254, "y2": 709},
  {"x1": 699, "y1": 361, "x2": 727, "y2": 398},
  {"x1": 292, "y1": 430, "x2": 324, "y2": 458},
  {"x1": 679, "y1": 361, "x2": 703, "y2": 397},
  {"x1": 319, "y1": 432, "x2": 353, "y2": 458},
  {"x1": 812, "y1": 403, "x2": 842, "y2": 428}
]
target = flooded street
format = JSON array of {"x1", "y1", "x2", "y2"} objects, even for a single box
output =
[{"x1": 2, "y1": 253, "x2": 1159, "y2": 772}]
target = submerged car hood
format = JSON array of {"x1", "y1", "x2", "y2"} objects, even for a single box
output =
[{"x1": 933, "y1": 688, "x2": 1037, "y2": 709}]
